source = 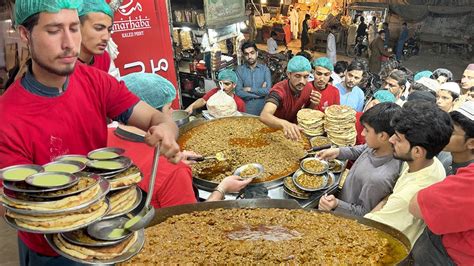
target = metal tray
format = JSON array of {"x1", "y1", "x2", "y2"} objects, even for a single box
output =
[
  {"x1": 2, "y1": 177, "x2": 110, "y2": 215},
  {"x1": 54, "y1": 154, "x2": 90, "y2": 164},
  {"x1": 282, "y1": 186, "x2": 311, "y2": 200},
  {"x1": 147, "y1": 199, "x2": 411, "y2": 265},
  {"x1": 292, "y1": 169, "x2": 328, "y2": 192},
  {"x1": 328, "y1": 159, "x2": 346, "y2": 174},
  {"x1": 4, "y1": 198, "x2": 110, "y2": 234},
  {"x1": 178, "y1": 117, "x2": 310, "y2": 191},
  {"x1": 25, "y1": 172, "x2": 78, "y2": 189},
  {"x1": 27, "y1": 174, "x2": 101, "y2": 199},
  {"x1": 87, "y1": 147, "x2": 125, "y2": 160},
  {"x1": 109, "y1": 171, "x2": 143, "y2": 192},
  {"x1": 104, "y1": 186, "x2": 142, "y2": 219},
  {"x1": 86, "y1": 157, "x2": 132, "y2": 176},
  {"x1": 43, "y1": 160, "x2": 86, "y2": 174},
  {"x1": 0, "y1": 164, "x2": 44, "y2": 182},
  {"x1": 45, "y1": 229, "x2": 145, "y2": 265},
  {"x1": 300, "y1": 158, "x2": 329, "y2": 175},
  {"x1": 60, "y1": 227, "x2": 132, "y2": 247}
]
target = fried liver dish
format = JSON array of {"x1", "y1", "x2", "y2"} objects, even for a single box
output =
[
  {"x1": 123, "y1": 208, "x2": 405, "y2": 265},
  {"x1": 178, "y1": 118, "x2": 307, "y2": 183}
]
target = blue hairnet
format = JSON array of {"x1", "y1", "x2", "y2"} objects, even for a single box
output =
[
  {"x1": 373, "y1": 90, "x2": 396, "y2": 103},
  {"x1": 15, "y1": 0, "x2": 82, "y2": 26},
  {"x1": 414, "y1": 70, "x2": 432, "y2": 82},
  {"x1": 217, "y1": 69, "x2": 238, "y2": 84},
  {"x1": 122, "y1": 73, "x2": 176, "y2": 109},
  {"x1": 312, "y1": 57, "x2": 334, "y2": 72},
  {"x1": 79, "y1": 0, "x2": 114, "y2": 18},
  {"x1": 287, "y1": 56, "x2": 312, "y2": 73}
]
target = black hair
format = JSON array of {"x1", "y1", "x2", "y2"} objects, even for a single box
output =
[
  {"x1": 241, "y1": 41, "x2": 258, "y2": 53},
  {"x1": 295, "y1": 51, "x2": 312, "y2": 62},
  {"x1": 360, "y1": 102, "x2": 401, "y2": 136},
  {"x1": 334, "y1": 61, "x2": 348, "y2": 74},
  {"x1": 378, "y1": 29, "x2": 385, "y2": 35},
  {"x1": 347, "y1": 59, "x2": 367, "y2": 75},
  {"x1": 411, "y1": 82, "x2": 430, "y2": 92},
  {"x1": 402, "y1": 22, "x2": 407, "y2": 26},
  {"x1": 305, "y1": 14, "x2": 310, "y2": 19},
  {"x1": 360, "y1": 16, "x2": 365, "y2": 22},
  {"x1": 383, "y1": 22, "x2": 389, "y2": 26},
  {"x1": 372, "y1": 16, "x2": 377, "y2": 21},
  {"x1": 387, "y1": 70, "x2": 407, "y2": 88},
  {"x1": 390, "y1": 101, "x2": 453, "y2": 159},
  {"x1": 21, "y1": 13, "x2": 40, "y2": 32},
  {"x1": 441, "y1": 90, "x2": 459, "y2": 101},
  {"x1": 270, "y1": 31, "x2": 277, "y2": 37},
  {"x1": 450, "y1": 111, "x2": 474, "y2": 141}
]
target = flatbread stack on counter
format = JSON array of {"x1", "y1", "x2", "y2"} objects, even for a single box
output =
[
  {"x1": 324, "y1": 105, "x2": 357, "y2": 146},
  {"x1": 297, "y1": 109, "x2": 325, "y2": 136}
]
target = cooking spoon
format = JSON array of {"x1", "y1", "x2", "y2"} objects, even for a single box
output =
[
  {"x1": 188, "y1": 152, "x2": 225, "y2": 162},
  {"x1": 87, "y1": 146, "x2": 160, "y2": 241}
]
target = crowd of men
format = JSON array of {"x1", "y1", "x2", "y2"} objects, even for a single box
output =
[{"x1": 0, "y1": 0, "x2": 473, "y2": 265}]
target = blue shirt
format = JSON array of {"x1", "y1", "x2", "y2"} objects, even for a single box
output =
[
  {"x1": 235, "y1": 63, "x2": 272, "y2": 115},
  {"x1": 336, "y1": 82, "x2": 365, "y2": 112}
]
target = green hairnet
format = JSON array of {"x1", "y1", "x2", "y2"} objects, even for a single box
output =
[
  {"x1": 287, "y1": 55, "x2": 312, "y2": 73},
  {"x1": 15, "y1": 0, "x2": 82, "y2": 26},
  {"x1": 122, "y1": 73, "x2": 176, "y2": 109},
  {"x1": 79, "y1": 0, "x2": 114, "y2": 19},
  {"x1": 414, "y1": 70, "x2": 432, "y2": 82},
  {"x1": 312, "y1": 57, "x2": 334, "y2": 72},
  {"x1": 217, "y1": 69, "x2": 238, "y2": 84},
  {"x1": 373, "y1": 90, "x2": 396, "y2": 103}
]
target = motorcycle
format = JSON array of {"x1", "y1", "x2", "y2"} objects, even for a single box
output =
[
  {"x1": 402, "y1": 37, "x2": 420, "y2": 59},
  {"x1": 258, "y1": 49, "x2": 291, "y2": 84},
  {"x1": 353, "y1": 36, "x2": 368, "y2": 57}
]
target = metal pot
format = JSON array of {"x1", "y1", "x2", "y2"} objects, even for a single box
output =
[{"x1": 172, "y1": 110, "x2": 190, "y2": 127}]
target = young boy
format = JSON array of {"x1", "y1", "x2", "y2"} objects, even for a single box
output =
[
  {"x1": 436, "y1": 82, "x2": 460, "y2": 113},
  {"x1": 318, "y1": 102, "x2": 402, "y2": 216},
  {"x1": 185, "y1": 69, "x2": 246, "y2": 114}
]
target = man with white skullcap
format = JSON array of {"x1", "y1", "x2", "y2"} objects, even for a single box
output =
[{"x1": 436, "y1": 82, "x2": 461, "y2": 112}]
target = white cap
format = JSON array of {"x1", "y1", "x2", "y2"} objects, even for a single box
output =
[
  {"x1": 416, "y1": 77, "x2": 439, "y2": 93},
  {"x1": 440, "y1": 82, "x2": 461, "y2": 95},
  {"x1": 455, "y1": 101, "x2": 474, "y2": 121}
]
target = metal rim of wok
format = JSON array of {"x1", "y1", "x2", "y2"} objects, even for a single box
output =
[
  {"x1": 147, "y1": 199, "x2": 411, "y2": 264},
  {"x1": 178, "y1": 117, "x2": 310, "y2": 191}
]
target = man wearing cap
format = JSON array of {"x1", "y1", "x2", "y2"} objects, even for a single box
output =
[
  {"x1": 260, "y1": 55, "x2": 312, "y2": 141},
  {"x1": 185, "y1": 69, "x2": 245, "y2": 114},
  {"x1": 436, "y1": 82, "x2": 460, "y2": 112},
  {"x1": 410, "y1": 77, "x2": 439, "y2": 96},
  {"x1": 409, "y1": 101, "x2": 474, "y2": 265},
  {"x1": 335, "y1": 59, "x2": 366, "y2": 112},
  {"x1": 308, "y1": 57, "x2": 340, "y2": 112},
  {"x1": 0, "y1": 1, "x2": 180, "y2": 264},
  {"x1": 414, "y1": 70, "x2": 433, "y2": 82},
  {"x1": 460, "y1": 64, "x2": 474, "y2": 95},
  {"x1": 78, "y1": 0, "x2": 114, "y2": 73}
]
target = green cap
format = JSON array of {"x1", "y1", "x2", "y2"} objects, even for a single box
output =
[
  {"x1": 373, "y1": 90, "x2": 396, "y2": 103},
  {"x1": 217, "y1": 69, "x2": 238, "y2": 84},
  {"x1": 287, "y1": 56, "x2": 312, "y2": 73},
  {"x1": 312, "y1": 57, "x2": 334, "y2": 72},
  {"x1": 414, "y1": 70, "x2": 432, "y2": 82},
  {"x1": 122, "y1": 73, "x2": 176, "y2": 109},
  {"x1": 15, "y1": 0, "x2": 82, "y2": 26},
  {"x1": 79, "y1": 0, "x2": 114, "y2": 19}
]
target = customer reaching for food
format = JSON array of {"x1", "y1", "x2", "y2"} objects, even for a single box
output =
[
  {"x1": 108, "y1": 72, "x2": 252, "y2": 207},
  {"x1": 259, "y1": 56, "x2": 313, "y2": 141}
]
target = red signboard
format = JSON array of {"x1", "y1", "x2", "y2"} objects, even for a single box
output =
[{"x1": 110, "y1": 0, "x2": 180, "y2": 108}]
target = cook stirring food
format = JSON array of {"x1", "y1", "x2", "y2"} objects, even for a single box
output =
[{"x1": 0, "y1": 1, "x2": 181, "y2": 265}]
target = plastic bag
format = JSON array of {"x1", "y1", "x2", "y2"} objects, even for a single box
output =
[{"x1": 206, "y1": 87, "x2": 237, "y2": 118}]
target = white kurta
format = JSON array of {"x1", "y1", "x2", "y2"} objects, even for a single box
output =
[
  {"x1": 326, "y1": 32, "x2": 337, "y2": 65},
  {"x1": 290, "y1": 9, "x2": 299, "y2": 39}
]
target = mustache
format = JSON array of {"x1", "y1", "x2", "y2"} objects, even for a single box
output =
[{"x1": 57, "y1": 50, "x2": 79, "y2": 59}]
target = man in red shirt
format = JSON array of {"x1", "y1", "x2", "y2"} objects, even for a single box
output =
[
  {"x1": 0, "y1": 2, "x2": 180, "y2": 265},
  {"x1": 409, "y1": 101, "x2": 474, "y2": 265},
  {"x1": 78, "y1": 0, "x2": 113, "y2": 72},
  {"x1": 185, "y1": 69, "x2": 246, "y2": 114},
  {"x1": 308, "y1": 57, "x2": 340, "y2": 112},
  {"x1": 260, "y1": 55, "x2": 312, "y2": 141}
]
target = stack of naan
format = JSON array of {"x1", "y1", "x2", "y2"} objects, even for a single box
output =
[
  {"x1": 107, "y1": 166, "x2": 141, "y2": 190},
  {"x1": 107, "y1": 186, "x2": 139, "y2": 216},
  {"x1": 297, "y1": 109, "x2": 325, "y2": 136},
  {"x1": 324, "y1": 105, "x2": 357, "y2": 146}
]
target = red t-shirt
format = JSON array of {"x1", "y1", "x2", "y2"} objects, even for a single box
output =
[
  {"x1": 310, "y1": 83, "x2": 340, "y2": 112},
  {"x1": 91, "y1": 51, "x2": 111, "y2": 73},
  {"x1": 0, "y1": 64, "x2": 139, "y2": 256},
  {"x1": 107, "y1": 128, "x2": 197, "y2": 209},
  {"x1": 355, "y1": 111, "x2": 366, "y2": 145},
  {"x1": 203, "y1": 88, "x2": 246, "y2": 113},
  {"x1": 417, "y1": 164, "x2": 474, "y2": 265},
  {"x1": 269, "y1": 80, "x2": 312, "y2": 123}
]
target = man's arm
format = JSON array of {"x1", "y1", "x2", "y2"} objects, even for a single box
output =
[
  {"x1": 235, "y1": 69, "x2": 260, "y2": 100},
  {"x1": 184, "y1": 98, "x2": 207, "y2": 114},
  {"x1": 127, "y1": 101, "x2": 181, "y2": 161},
  {"x1": 259, "y1": 102, "x2": 302, "y2": 141},
  {"x1": 251, "y1": 68, "x2": 273, "y2": 97},
  {"x1": 409, "y1": 192, "x2": 423, "y2": 219}
]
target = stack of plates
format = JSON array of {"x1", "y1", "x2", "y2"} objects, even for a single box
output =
[
  {"x1": 297, "y1": 109, "x2": 325, "y2": 136},
  {"x1": 324, "y1": 105, "x2": 357, "y2": 146}
]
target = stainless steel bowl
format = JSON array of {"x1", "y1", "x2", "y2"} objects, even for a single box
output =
[{"x1": 172, "y1": 110, "x2": 190, "y2": 127}]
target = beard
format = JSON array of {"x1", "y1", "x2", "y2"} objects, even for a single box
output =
[
  {"x1": 393, "y1": 150, "x2": 414, "y2": 162},
  {"x1": 30, "y1": 42, "x2": 77, "y2": 76}
]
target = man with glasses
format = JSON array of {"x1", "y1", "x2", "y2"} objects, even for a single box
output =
[
  {"x1": 260, "y1": 56, "x2": 313, "y2": 141},
  {"x1": 364, "y1": 101, "x2": 452, "y2": 247},
  {"x1": 235, "y1": 41, "x2": 272, "y2": 115}
]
